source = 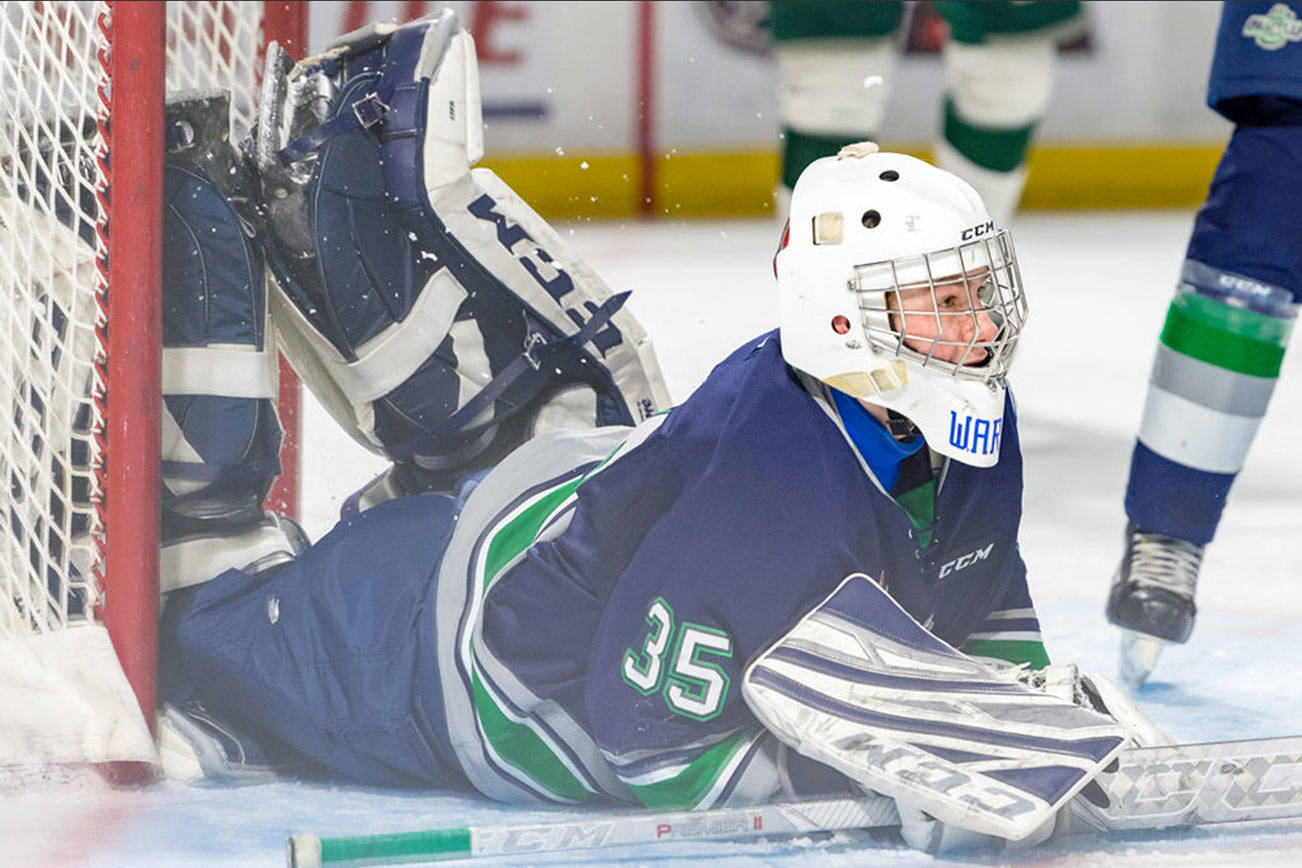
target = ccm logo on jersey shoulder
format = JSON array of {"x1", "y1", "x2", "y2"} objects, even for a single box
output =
[
  {"x1": 960, "y1": 220, "x2": 996, "y2": 241},
  {"x1": 939, "y1": 541, "x2": 996, "y2": 579}
]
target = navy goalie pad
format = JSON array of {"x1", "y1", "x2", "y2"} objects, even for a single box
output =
[
  {"x1": 742, "y1": 575, "x2": 1127, "y2": 842},
  {"x1": 254, "y1": 10, "x2": 669, "y2": 487},
  {"x1": 160, "y1": 93, "x2": 290, "y2": 591}
]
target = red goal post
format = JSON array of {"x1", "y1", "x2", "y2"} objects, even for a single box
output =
[{"x1": 0, "y1": 1, "x2": 305, "y2": 772}]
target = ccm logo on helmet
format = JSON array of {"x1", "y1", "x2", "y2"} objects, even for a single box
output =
[{"x1": 960, "y1": 221, "x2": 996, "y2": 241}]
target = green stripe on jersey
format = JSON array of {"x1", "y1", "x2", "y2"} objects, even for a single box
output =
[
  {"x1": 469, "y1": 468, "x2": 604, "y2": 800},
  {"x1": 471, "y1": 671, "x2": 591, "y2": 802},
  {"x1": 1160, "y1": 293, "x2": 1289, "y2": 378},
  {"x1": 626, "y1": 727, "x2": 759, "y2": 810},
  {"x1": 482, "y1": 476, "x2": 585, "y2": 588},
  {"x1": 480, "y1": 441, "x2": 630, "y2": 586},
  {"x1": 960, "y1": 638, "x2": 1050, "y2": 668},
  {"x1": 466, "y1": 429, "x2": 663, "y2": 804}
]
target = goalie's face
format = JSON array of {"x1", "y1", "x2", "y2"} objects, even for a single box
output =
[
  {"x1": 850, "y1": 230, "x2": 1026, "y2": 387},
  {"x1": 887, "y1": 268, "x2": 1001, "y2": 368}
]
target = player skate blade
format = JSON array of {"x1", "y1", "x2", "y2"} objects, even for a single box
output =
[{"x1": 1119, "y1": 629, "x2": 1164, "y2": 690}]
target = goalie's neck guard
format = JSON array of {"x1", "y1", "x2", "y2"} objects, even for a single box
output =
[{"x1": 775, "y1": 145, "x2": 1029, "y2": 468}]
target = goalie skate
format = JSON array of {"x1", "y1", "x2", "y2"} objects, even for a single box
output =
[{"x1": 1105, "y1": 523, "x2": 1205, "y2": 687}]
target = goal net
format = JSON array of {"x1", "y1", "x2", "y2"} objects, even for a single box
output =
[{"x1": 0, "y1": 1, "x2": 299, "y2": 771}]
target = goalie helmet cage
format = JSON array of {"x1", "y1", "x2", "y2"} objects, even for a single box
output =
[{"x1": 0, "y1": 1, "x2": 305, "y2": 772}]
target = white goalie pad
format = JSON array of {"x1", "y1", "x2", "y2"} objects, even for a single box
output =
[
  {"x1": 267, "y1": 164, "x2": 671, "y2": 457},
  {"x1": 261, "y1": 11, "x2": 669, "y2": 463},
  {"x1": 743, "y1": 575, "x2": 1127, "y2": 841},
  {"x1": 439, "y1": 166, "x2": 670, "y2": 419},
  {"x1": 160, "y1": 516, "x2": 297, "y2": 594},
  {"x1": 1027, "y1": 663, "x2": 1172, "y2": 749}
]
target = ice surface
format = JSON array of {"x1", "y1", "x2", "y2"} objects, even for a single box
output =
[{"x1": 7, "y1": 213, "x2": 1302, "y2": 866}]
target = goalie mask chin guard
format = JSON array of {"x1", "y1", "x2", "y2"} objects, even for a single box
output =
[{"x1": 775, "y1": 145, "x2": 1029, "y2": 467}]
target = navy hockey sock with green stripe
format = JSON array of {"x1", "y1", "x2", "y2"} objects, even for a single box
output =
[{"x1": 1127, "y1": 261, "x2": 1295, "y2": 544}]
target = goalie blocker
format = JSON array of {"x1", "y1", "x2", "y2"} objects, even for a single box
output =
[{"x1": 744, "y1": 574, "x2": 1131, "y2": 847}]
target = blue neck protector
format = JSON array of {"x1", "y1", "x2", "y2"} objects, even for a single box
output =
[{"x1": 829, "y1": 388, "x2": 926, "y2": 493}]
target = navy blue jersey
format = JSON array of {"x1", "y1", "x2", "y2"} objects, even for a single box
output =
[{"x1": 428, "y1": 331, "x2": 1042, "y2": 809}]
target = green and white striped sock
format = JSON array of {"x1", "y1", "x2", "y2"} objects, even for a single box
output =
[{"x1": 1137, "y1": 261, "x2": 1296, "y2": 475}]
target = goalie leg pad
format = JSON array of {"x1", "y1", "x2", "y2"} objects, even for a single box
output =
[
  {"x1": 260, "y1": 11, "x2": 668, "y2": 480},
  {"x1": 162, "y1": 93, "x2": 282, "y2": 536},
  {"x1": 160, "y1": 514, "x2": 299, "y2": 595},
  {"x1": 742, "y1": 574, "x2": 1127, "y2": 842}
]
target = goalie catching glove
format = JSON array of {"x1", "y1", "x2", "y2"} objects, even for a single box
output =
[
  {"x1": 742, "y1": 575, "x2": 1171, "y2": 852},
  {"x1": 253, "y1": 9, "x2": 668, "y2": 495}
]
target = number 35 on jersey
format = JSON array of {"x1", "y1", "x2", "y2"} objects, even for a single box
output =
[{"x1": 621, "y1": 598, "x2": 734, "y2": 721}]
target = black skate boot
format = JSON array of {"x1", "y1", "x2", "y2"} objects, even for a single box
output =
[{"x1": 1105, "y1": 523, "x2": 1205, "y2": 687}]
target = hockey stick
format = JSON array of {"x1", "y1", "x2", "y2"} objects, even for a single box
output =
[
  {"x1": 286, "y1": 795, "x2": 901, "y2": 866},
  {"x1": 286, "y1": 733, "x2": 1302, "y2": 866},
  {"x1": 1091, "y1": 734, "x2": 1302, "y2": 829}
]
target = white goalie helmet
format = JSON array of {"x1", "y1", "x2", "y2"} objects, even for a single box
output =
[{"x1": 775, "y1": 143, "x2": 1028, "y2": 468}]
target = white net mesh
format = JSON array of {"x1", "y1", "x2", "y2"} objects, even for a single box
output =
[
  {"x1": 0, "y1": 1, "x2": 108, "y2": 641},
  {"x1": 0, "y1": 1, "x2": 265, "y2": 645},
  {"x1": 167, "y1": 1, "x2": 266, "y2": 140}
]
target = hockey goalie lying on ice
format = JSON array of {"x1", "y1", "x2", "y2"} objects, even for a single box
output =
[{"x1": 153, "y1": 9, "x2": 1168, "y2": 854}]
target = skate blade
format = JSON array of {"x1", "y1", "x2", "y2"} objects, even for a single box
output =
[{"x1": 1119, "y1": 629, "x2": 1165, "y2": 690}]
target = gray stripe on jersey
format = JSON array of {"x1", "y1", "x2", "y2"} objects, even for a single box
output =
[
  {"x1": 432, "y1": 423, "x2": 655, "y2": 802},
  {"x1": 718, "y1": 732, "x2": 787, "y2": 807},
  {"x1": 982, "y1": 608, "x2": 1036, "y2": 620},
  {"x1": 965, "y1": 630, "x2": 1043, "y2": 642},
  {"x1": 472, "y1": 628, "x2": 632, "y2": 798},
  {"x1": 1151, "y1": 342, "x2": 1275, "y2": 417},
  {"x1": 603, "y1": 727, "x2": 741, "y2": 773}
]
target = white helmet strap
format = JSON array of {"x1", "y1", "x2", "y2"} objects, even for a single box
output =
[{"x1": 885, "y1": 409, "x2": 920, "y2": 439}]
